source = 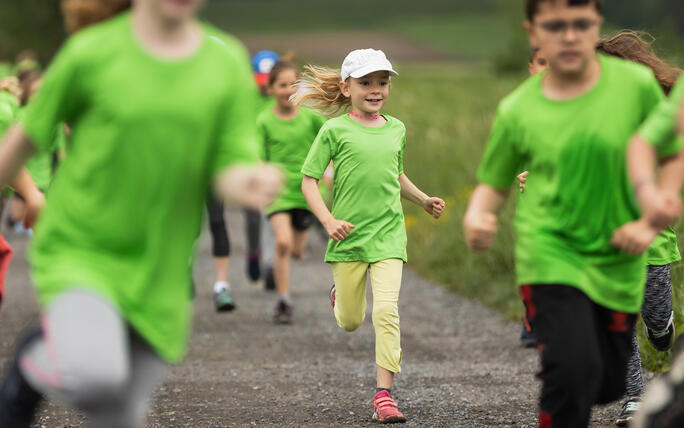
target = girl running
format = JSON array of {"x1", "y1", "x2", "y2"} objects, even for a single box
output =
[
  {"x1": 0, "y1": 1, "x2": 281, "y2": 427},
  {"x1": 259, "y1": 60, "x2": 326, "y2": 324},
  {"x1": 518, "y1": 32, "x2": 682, "y2": 426},
  {"x1": 465, "y1": 1, "x2": 683, "y2": 427},
  {"x1": 296, "y1": 49, "x2": 445, "y2": 423}
]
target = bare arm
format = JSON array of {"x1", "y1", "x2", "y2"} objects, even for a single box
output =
[
  {"x1": 463, "y1": 184, "x2": 509, "y2": 251},
  {"x1": 214, "y1": 163, "x2": 283, "y2": 211},
  {"x1": 302, "y1": 175, "x2": 354, "y2": 241},
  {"x1": 398, "y1": 173, "x2": 445, "y2": 219},
  {"x1": 0, "y1": 126, "x2": 45, "y2": 228}
]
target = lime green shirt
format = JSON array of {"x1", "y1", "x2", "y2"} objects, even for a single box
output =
[
  {"x1": 21, "y1": 13, "x2": 259, "y2": 363},
  {"x1": 15, "y1": 107, "x2": 52, "y2": 191},
  {"x1": 639, "y1": 77, "x2": 684, "y2": 266},
  {"x1": 0, "y1": 90, "x2": 18, "y2": 135},
  {"x1": 302, "y1": 114, "x2": 407, "y2": 263},
  {"x1": 258, "y1": 107, "x2": 326, "y2": 214},
  {"x1": 478, "y1": 55, "x2": 681, "y2": 313}
]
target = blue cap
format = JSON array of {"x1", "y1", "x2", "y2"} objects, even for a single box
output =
[{"x1": 251, "y1": 50, "x2": 280, "y2": 74}]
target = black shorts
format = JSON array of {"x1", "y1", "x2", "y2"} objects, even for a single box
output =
[{"x1": 268, "y1": 208, "x2": 315, "y2": 231}]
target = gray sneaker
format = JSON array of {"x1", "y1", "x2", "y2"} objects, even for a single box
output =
[{"x1": 214, "y1": 288, "x2": 236, "y2": 312}]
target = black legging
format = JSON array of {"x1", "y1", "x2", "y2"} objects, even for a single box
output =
[
  {"x1": 206, "y1": 196, "x2": 230, "y2": 258},
  {"x1": 205, "y1": 198, "x2": 261, "y2": 258}
]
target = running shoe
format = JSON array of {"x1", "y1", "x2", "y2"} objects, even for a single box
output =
[
  {"x1": 372, "y1": 390, "x2": 406, "y2": 424},
  {"x1": 615, "y1": 397, "x2": 640, "y2": 426},
  {"x1": 330, "y1": 283, "x2": 336, "y2": 309},
  {"x1": 273, "y1": 300, "x2": 293, "y2": 324},
  {"x1": 646, "y1": 311, "x2": 675, "y2": 352},
  {"x1": 520, "y1": 316, "x2": 537, "y2": 348},
  {"x1": 632, "y1": 339, "x2": 684, "y2": 428},
  {"x1": 0, "y1": 328, "x2": 43, "y2": 428},
  {"x1": 214, "y1": 287, "x2": 236, "y2": 312},
  {"x1": 264, "y1": 267, "x2": 276, "y2": 292},
  {"x1": 246, "y1": 253, "x2": 261, "y2": 282}
]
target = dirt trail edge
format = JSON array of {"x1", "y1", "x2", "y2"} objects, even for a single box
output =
[{"x1": 0, "y1": 208, "x2": 620, "y2": 427}]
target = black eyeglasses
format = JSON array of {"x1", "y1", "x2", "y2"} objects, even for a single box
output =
[{"x1": 535, "y1": 18, "x2": 599, "y2": 35}]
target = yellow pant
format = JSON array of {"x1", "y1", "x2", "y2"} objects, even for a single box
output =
[{"x1": 331, "y1": 259, "x2": 403, "y2": 373}]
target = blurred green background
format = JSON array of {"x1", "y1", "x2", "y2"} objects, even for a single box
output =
[{"x1": 3, "y1": 0, "x2": 684, "y2": 371}]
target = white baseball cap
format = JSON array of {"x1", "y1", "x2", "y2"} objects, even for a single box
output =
[{"x1": 340, "y1": 49, "x2": 398, "y2": 81}]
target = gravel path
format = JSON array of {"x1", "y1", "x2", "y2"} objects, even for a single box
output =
[{"x1": 0, "y1": 208, "x2": 623, "y2": 427}]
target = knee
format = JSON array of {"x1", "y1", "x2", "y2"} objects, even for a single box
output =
[
  {"x1": 372, "y1": 301, "x2": 399, "y2": 328},
  {"x1": 550, "y1": 351, "x2": 602, "y2": 398},
  {"x1": 337, "y1": 312, "x2": 364, "y2": 332},
  {"x1": 275, "y1": 238, "x2": 292, "y2": 257},
  {"x1": 291, "y1": 248, "x2": 304, "y2": 259}
]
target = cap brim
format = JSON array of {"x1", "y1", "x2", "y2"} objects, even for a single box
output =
[{"x1": 348, "y1": 64, "x2": 398, "y2": 79}]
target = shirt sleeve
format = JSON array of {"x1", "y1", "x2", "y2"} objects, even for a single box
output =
[
  {"x1": 476, "y1": 106, "x2": 522, "y2": 190},
  {"x1": 398, "y1": 133, "x2": 406, "y2": 176},
  {"x1": 21, "y1": 37, "x2": 85, "y2": 153},
  {"x1": 638, "y1": 76, "x2": 684, "y2": 157},
  {"x1": 301, "y1": 125, "x2": 333, "y2": 180},
  {"x1": 0, "y1": 97, "x2": 16, "y2": 137},
  {"x1": 212, "y1": 46, "x2": 260, "y2": 175},
  {"x1": 256, "y1": 118, "x2": 268, "y2": 161}
]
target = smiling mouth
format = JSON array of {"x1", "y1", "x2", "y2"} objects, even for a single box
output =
[{"x1": 366, "y1": 98, "x2": 383, "y2": 102}]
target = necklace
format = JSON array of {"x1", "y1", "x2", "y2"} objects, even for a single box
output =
[{"x1": 349, "y1": 110, "x2": 380, "y2": 120}]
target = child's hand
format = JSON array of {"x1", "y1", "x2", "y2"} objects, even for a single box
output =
[
  {"x1": 640, "y1": 188, "x2": 681, "y2": 230},
  {"x1": 324, "y1": 218, "x2": 355, "y2": 241},
  {"x1": 611, "y1": 218, "x2": 659, "y2": 255},
  {"x1": 517, "y1": 171, "x2": 529, "y2": 193},
  {"x1": 423, "y1": 197, "x2": 445, "y2": 219},
  {"x1": 464, "y1": 212, "x2": 498, "y2": 251},
  {"x1": 23, "y1": 189, "x2": 45, "y2": 229}
]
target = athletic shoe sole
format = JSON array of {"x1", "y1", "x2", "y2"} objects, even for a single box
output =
[{"x1": 372, "y1": 411, "x2": 406, "y2": 424}]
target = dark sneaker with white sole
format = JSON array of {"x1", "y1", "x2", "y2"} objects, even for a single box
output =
[{"x1": 615, "y1": 397, "x2": 640, "y2": 426}]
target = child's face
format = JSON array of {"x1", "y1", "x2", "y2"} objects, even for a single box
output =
[
  {"x1": 144, "y1": 0, "x2": 205, "y2": 22},
  {"x1": 529, "y1": 51, "x2": 548, "y2": 75},
  {"x1": 525, "y1": 1, "x2": 601, "y2": 78},
  {"x1": 340, "y1": 70, "x2": 391, "y2": 115},
  {"x1": 270, "y1": 68, "x2": 298, "y2": 109}
]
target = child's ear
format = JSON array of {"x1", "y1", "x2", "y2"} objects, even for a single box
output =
[{"x1": 339, "y1": 80, "x2": 351, "y2": 98}]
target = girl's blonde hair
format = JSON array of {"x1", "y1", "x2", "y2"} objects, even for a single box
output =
[
  {"x1": 291, "y1": 65, "x2": 351, "y2": 114},
  {"x1": 60, "y1": 0, "x2": 131, "y2": 34},
  {"x1": 0, "y1": 77, "x2": 21, "y2": 100}
]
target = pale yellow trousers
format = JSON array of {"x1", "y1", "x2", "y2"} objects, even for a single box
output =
[{"x1": 331, "y1": 259, "x2": 403, "y2": 373}]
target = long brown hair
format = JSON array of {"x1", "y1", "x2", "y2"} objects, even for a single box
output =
[
  {"x1": 597, "y1": 31, "x2": 682, "y2": 95},
  {"x1": 291, "y1": 65, "x2": 350, "y2": 114},
  {"x1": 60, "y1": 0, "x2": 132, "y2": 34}
]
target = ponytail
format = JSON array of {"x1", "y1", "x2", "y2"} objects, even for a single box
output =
[{"x1": 291, "y1": 65, "x2": 351, "y2": 114}]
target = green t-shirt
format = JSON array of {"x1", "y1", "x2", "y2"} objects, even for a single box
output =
[
  {"x1": 258, "y1": 107, "x2": 326, "y2": 214},
  {"x1": 0, "y1": 62, "x2": 12, "y2": 79},
  {"x1": 302, "y1": 114, "x2": 407, "y2": 263},
  {"x1": 0, "y1": 90, "x2": 18, "y2": 135},
  {"x1": 639, "y1": 77, "x2": 684, "y2": 266},
  {"x1": 16, "y1": 107, "x2": 52, "y2": 191},
  {"x1": 477, "y1": 55, "x2": 681, "y2": 313},
  {"x1": 21, "y1": 13, "x2": 259, "y2": 363}
]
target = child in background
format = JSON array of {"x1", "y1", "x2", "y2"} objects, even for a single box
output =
[
  {"x1": 259, "y1": 60, "x2": 326, "y2": 324},
  {"x1": 296, "y1": 49, "x2": 445, "y2": 423},
  {"x1": 0, "y1": 1, "x2": 281, "y2": 426},
  {"x1": 465, "y1": 1, "x2": 684, "y2": 426}
]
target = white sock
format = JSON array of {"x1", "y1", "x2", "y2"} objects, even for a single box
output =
[
  {"x1": 279, "y1": 293, "x2": 291, "y2": 304},
  {"x1": 213, "y1": 281, "x2": 230, "y2": 293}
]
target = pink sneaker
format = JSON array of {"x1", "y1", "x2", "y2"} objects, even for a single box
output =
[{"x1": 372, "y1": 390, "x2": 406, "y2": 424}]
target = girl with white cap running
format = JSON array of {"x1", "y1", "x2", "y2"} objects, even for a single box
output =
[{"x1": 296, "y1": 48, "x2": 445, "y2": 424}]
